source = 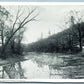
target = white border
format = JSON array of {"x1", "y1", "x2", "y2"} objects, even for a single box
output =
[
  {"x1": 0, "y1": 2, "x2": 84, "y2": 82},
  {"x1": 1, "y1": 79, "x2": 84, "y2": 82},
  {"x1": 0, "y1": 2, "x2": 84, "y2": 5}
]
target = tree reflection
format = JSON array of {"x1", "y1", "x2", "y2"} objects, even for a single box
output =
[
  {"x1": 49, "y1": 55, "x2": 84, "y2": 79},
  {"x1": 1, "y1": 62, "x2": 25, "y2": 79}
]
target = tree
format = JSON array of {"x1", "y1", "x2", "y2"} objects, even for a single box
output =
[
  {"x1": 0, "y1": 6, "x2": 11, "y2": 52},
  {"x1": 0, "y1": 6, "x2": 39, "y2": 59},
  {"x1": 66, "y1": 10, "x2": 84, "y2": 51},
  {"x1": 14, "y1": 28, "x2": 25, "y2": 54}
]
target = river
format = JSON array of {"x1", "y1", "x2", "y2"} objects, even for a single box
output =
[{"x1": 0, "y1": 52, "x2": 84, "y2": 79}]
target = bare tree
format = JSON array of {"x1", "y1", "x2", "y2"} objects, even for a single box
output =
[{"x1": 0, "y1": 6, "x2": 39, "y2": 59}]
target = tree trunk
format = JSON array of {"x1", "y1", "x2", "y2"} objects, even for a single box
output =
[
  {"x1": 79, "y1": 36, "x2": 82, "y2": 51},
  {"x1": 78, "y1": 24, "x2": 82, "y2": 51}
]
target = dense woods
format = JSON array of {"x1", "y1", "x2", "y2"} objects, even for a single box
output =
[
  {"x1": 26, "y1": 22, "x2": 84, "y2": 53},
  {"x1": 25, "y1": 10, "x2": 84, "y2": 54}
]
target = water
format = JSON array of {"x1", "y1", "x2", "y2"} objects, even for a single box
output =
[
  {"x1": 0, "y1": 52, "x2": 84, "y2": 79},
  {"x1": 21, "y1": 52, "x2": 63, "y2": 79}
]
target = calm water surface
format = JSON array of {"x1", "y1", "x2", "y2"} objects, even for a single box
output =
[{"x1": 1, "y1": 52, "x2": 84, "y2": 79}]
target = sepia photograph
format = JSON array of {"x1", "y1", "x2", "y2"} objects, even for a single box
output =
[{"x1": 0, "y1": 3, "x2": 84, "y2": 79}]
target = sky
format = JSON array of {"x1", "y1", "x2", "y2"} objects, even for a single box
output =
[{"x1": 2, "y1": 5, "x2": 84, "y2": 44}]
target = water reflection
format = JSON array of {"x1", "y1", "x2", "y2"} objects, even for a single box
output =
[
  {"x1": 0, "y1": 62, "x2": 25, "y2": 79},
  {"x1": 25, "y1": 52, "x2": 84, "y2": 79},
  {"x1": 48, "y1": 54, "x2": 84, "y2": 79},
  {"x1": 1, "y1": 52, "x2": 84, "y2": 79},
  {"x1": 22, "y1": 52, "x2": 65, "y2": 79}
]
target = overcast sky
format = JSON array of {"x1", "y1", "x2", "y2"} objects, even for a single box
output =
[{"x1": 3, "y1": 5, "x2": 84, "y2": 44}]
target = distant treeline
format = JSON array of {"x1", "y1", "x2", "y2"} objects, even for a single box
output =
[{"x1": 26, "y1": 22, "x2": 84, "y2": 53}]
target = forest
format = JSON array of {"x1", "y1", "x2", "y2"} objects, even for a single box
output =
[
  {"x1": 26, "y1": 20, "x2": 84, "y2": 53},
  {"x1": 0, "y1": 5, "x2": 84, "y2": 60}
]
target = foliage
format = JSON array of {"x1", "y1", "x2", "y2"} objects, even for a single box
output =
[
  {"x1": 26, "y1": 22, "x2": 84, "y2": 53},
  {"x1": 0, "y1": 6, "x2": 38, "y2": 59}
]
